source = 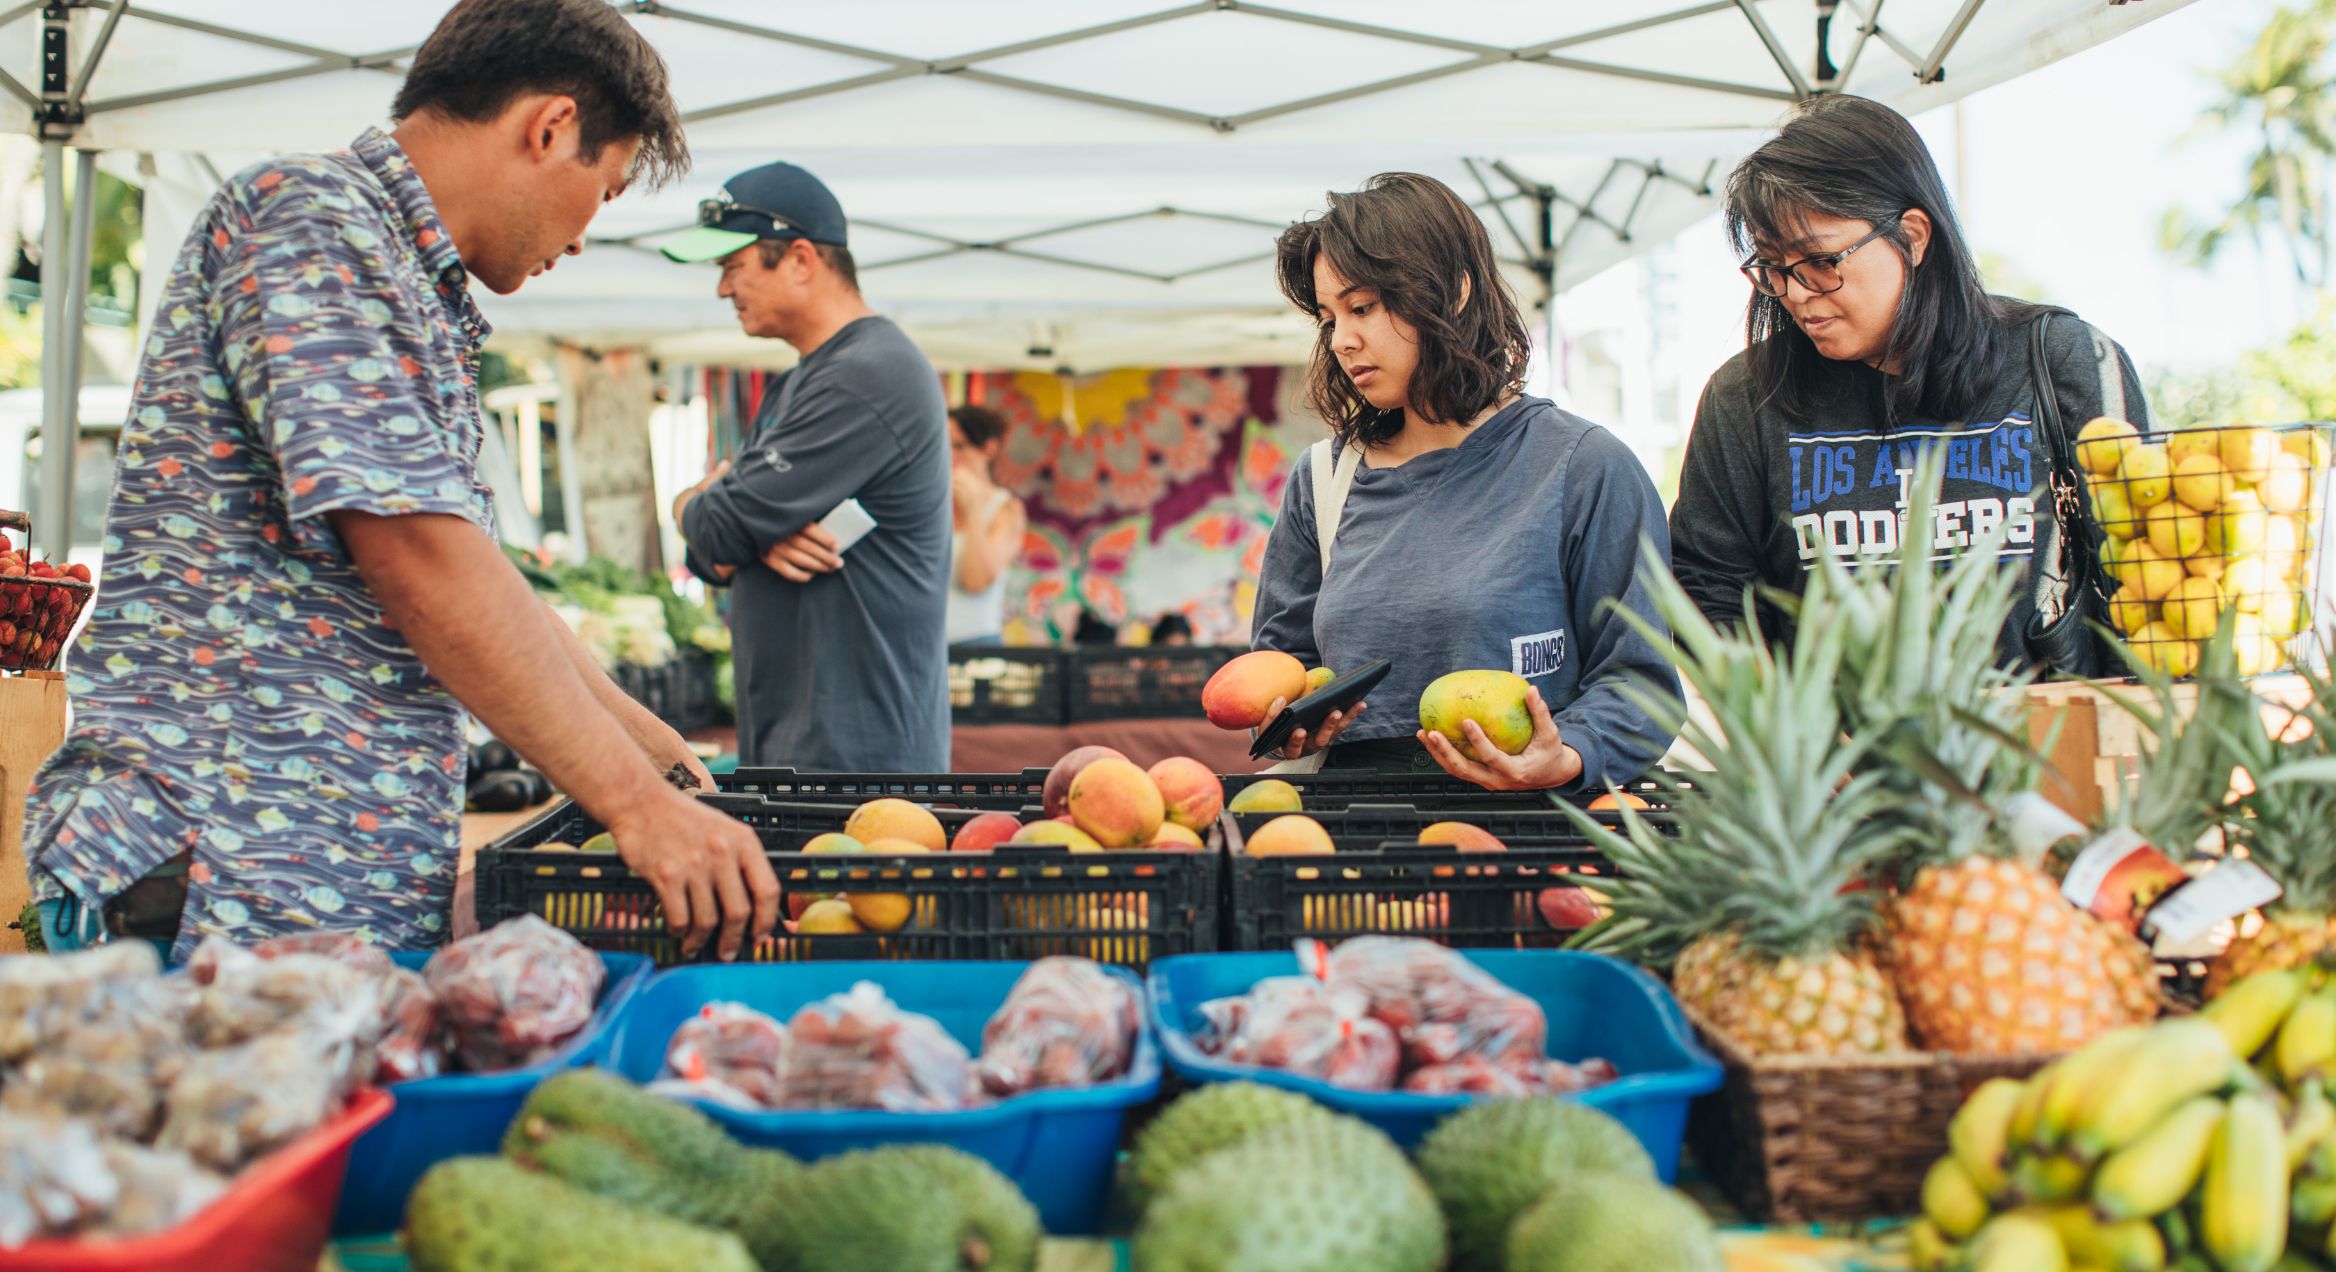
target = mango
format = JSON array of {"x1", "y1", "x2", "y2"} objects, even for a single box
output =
[
  {"x1": 798, "y1": 899, "x2": 863, "y2": 934},
  {"x1": 803, "y1": 832, "x2": 865, "y2": 856},
  {"x1": 1587, "y1": 791, "x2": 1651, "y2": 812},
  {"x1": 1304, "y1": 666, "x2": 1336, "y2": 694},
  {"x1": 1418, "y1": 821, "x2": 1506, "y2": 853},
  {"x1": 1148, "y1": 823, "x2": 1204, "y2": 852},
  {"x1": 2118, "y1": 444, "x2": 2172, "y2": 508},
  {"x1": 842, "y1": 799, "x2": 945, "y2": 854},
  {"x1": 1041, "y1": 745, "x2": 1126, "y2": 818},
  {"x1": 1068, "y1": 757, "x2": 1165, "y2": 848},
  {"x1": 1147, "y1": 756, "x2": 1224, "y2": 831},
  {"x1": 1015, "y1": 820, "x2": 1103, "y2": 853},
  {"x1": 1419, "y1": 669, "x2": 1534, "y2": 756},
  {"x1": 2172, "y1": 453, "x2": 2233, "y2": 513},
  {"x1": 1200, "y1": 650, "x2": 1309, "y2": 730},
  {"x1": 1228, "y1": 779, "x2": 1303, "y2": 814},
  {"x1": 1245, "y1": 814, "x2": 1335, "y2": 857},
  {"x1": 579, "y1": 833, "x2": 616, "y2": 854},
  {"x1": 949, "y1": 812, "x2": 1022, "y2": 854},
  {"x1": 2075, "y1": 417, "x2": 2139, "y2": 476}
]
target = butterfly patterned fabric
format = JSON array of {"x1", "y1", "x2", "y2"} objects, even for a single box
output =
[{"x1": 23, "y1": 129, "x2": 495, "y2": 960}]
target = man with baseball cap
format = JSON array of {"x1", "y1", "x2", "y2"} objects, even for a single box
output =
[{"x1": 667, "y1": 162, "x2": 951, "y2": 772}]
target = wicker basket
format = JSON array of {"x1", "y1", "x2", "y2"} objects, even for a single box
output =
[
  {"x1": 1679, "y1": 1001, "x2": 2056, "y2": 1223},
  {"x1": 0, "y1": 510, "x2": 92, "y2": 673}
]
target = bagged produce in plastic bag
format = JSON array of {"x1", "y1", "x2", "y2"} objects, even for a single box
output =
[
  {"x1": 1398, "y1": 1054, "x2": 1618, "y2": 1096},
  {"x1": 184, "y1": 942, "x2": 383, "y2": 1056},
  {"x1": 1318, "y1": 936, "x2": 1547, "y2": 1067},
  {"x1": 372, "y1": 967, "x2": 446, "y2": 1084},
  {"x1": 660, "y1": 1001, "x2": 789, "y2": 1109},
  {"x1": 1195, "y1": 975, "x2": 1401, "y2": 1091},
  {"x1": 973, "y1": 956, "x2": 1138, "y2": 1097},
  {"x1": 424, "y1": 915, "x2": 604, "y2": 1072},
  {"x1": 156, "y1": 1026, "x2": 361, "y2": 1171},
  {"x1": 0, "y1": 942, "x2": 164, "y2": 1063},
  {"x1": 85, "y1": 1143, "x2": 228, "y2": 1239},
  {"x1": 0, "y1": 1113, "x2": 117, "y2": 1247},
  {"x1": 775, "y1": 982, "x2": 970, "y2": 1112},
  {"x1": 0, "y1": 973, "x2": 192, "y2": 1140},
  {"x1": 187, "y1": 930, "x2": 397, "y2": 981}
]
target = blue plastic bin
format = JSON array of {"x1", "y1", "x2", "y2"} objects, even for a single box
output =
[
  {"x1": 1146, "y1": 949, "x2": 1720, "y2": 1181},
  {"x1": 602, "y1": 960, "x2": 1160, "y2": 1235},
  {"x1": 332, "y1": 950, "x2": 651, "y2": 1236}
]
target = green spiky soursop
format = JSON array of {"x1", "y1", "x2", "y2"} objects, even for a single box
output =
[
  {"x1": 404, "y1": 1156, "x2": 756, "y2": 1272},
  {"x1": 756, "y1": 1145, "x2": 1041, "y2": 1272},
  {"x1": 1413, "y1": 1098, "x2": 1656, "y2": 1272},
  {"x1": 1505, "y1": 1172, "x2": 1723, "y2": 1272},
  {"x1": 1131, "y1": 1115, "x2": 1445, "y2": 1272},
  {"x1": 1121, "y1": 1080, "x2": 1339, "y2": 1214}
]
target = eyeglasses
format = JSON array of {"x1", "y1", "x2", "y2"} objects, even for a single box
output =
[
  {"x1": 697, "y1": 198, "x2": 808, "y2": 237},
  {"x1": 1739, "y1": 219, "x2": 1897, "y2": 298}
]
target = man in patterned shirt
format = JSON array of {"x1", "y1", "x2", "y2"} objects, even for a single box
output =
[{"x1": 19, "y1": 0, "x2": 779, "y2": 962}]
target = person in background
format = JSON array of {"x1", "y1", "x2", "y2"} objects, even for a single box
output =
[
  {"x1": 944, "y1": 405, "x2": 1026, "y2": 647},
  {"x1": 1251, "y1": 172, "x2": 1680, "y2": 793},
  {"x1": 1150, "y1": 613, "x2": 1195, "y2": 646},
  {"x1": 1071, "y1": 609, "x2": 1119, "y2": 646},
  {"x1": 19, "y1": 0, "x2": 777, "y2": 963},
  {"x1": 1670, "y1": 95, "x2": 2148, "y2": 673},
  {"x1": 665, "y1": 160, "x2": 951, "y2": 771}
]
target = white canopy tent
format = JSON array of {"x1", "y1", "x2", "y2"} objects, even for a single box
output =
[{"x1": 7, "y1": 0, "x2": 2190, "y2": 556}]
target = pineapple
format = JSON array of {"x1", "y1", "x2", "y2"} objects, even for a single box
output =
[
  {"x1": 1567, "y1": 548, "x2": 1913, "y2": 1058},
  {"x1": 1810, "y1": 454, "x2": 2160, "y2": 1053},
  {"x1": 2188, "y1": 632, "x2": 2336, "y2": 996}
]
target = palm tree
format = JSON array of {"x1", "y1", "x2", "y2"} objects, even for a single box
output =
[{"x1": 2163, "y1": 0, "x2": 2336, "y2": 292}]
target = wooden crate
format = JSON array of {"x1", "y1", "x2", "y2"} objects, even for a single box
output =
[
  {"x1": 0, "y1": 669, "x2": 66, "y2": 952},
  {"x1": 2022, "y1": 675, "x2": 2312, "y2": 824}
]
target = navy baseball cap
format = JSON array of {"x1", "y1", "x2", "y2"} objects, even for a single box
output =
[{"x1": 662, "y1": 161, "x2": 849, "y2": 264}]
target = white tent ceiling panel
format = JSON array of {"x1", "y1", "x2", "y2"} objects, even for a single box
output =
[{"x1": 9, "y1": 0, "x2": 2194, "y2": 370}]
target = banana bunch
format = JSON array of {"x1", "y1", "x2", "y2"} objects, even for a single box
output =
[{"x1": 1909, "y1": 967, "x2": 2336, "y2": 1270}]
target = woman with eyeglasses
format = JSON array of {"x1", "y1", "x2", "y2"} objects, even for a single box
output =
[
  {"x1": 1670, "y1": 94, "x2": 2148, "y2": 671},
  {"x1": 1251, "y1": 172, "x2": 1680, "y2": 792}
]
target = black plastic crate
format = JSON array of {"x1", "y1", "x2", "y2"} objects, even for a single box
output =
[
  {"x1": 716, "y1": 767, "x2": 1050, "y2": 811},
  {"x1": 1222, "y1": 770, "x2": 1690, "y2": 814},
  {"x1": 1230, "y1": 838, "x2": 1612, "y2": 951},
  {"x1": 949, "y1": 646, "x2": 1068, "y2": 726},
  {"x1": 1063, "y1": 645, "x2": 1245, "y2": 723},
  {"x1": 1227, "y1": 801, "x2": 1662, "y2": 846},
  {"x1": 473, "y1": 796, "x2": 1220, "y2": 969}
]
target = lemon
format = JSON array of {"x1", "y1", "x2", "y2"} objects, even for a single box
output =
[
  {"x1": 2262, "y1": 452, "x2": 2310, "y2": 513},
  {"x1": 2132, "y1": 622, "x2": 2199, "y2": 677},
  {"x1": 2106, "y1": 594, "x2": 2157, "y2": 636},
  {"x1": 2172, "y1": 453, "x2": 2233, "y2": 512},
  {"x1": 2076, "y1": 417, "x2": 2140, "y2": 477},
  {"x1": 2161, "y1": 576, "x2": 2225, "y2": 640},
  {"x1": 2167, "y1": 428, "x2": 2221, "y2": 466},
  {"x1": 2217, "y1": 427, "x2": 2278, "y2": 485},
  {"x1": 2144, "y1": 502, "x2": 2207, "y2": 560},
  {"x1": 2119, "y1": 444, "x2": 2173, "y2": 508},
  {"x1": 2090, "y1": 481, "x2": 2140, "y2": 539}
]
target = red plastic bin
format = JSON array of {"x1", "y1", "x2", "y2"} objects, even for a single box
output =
[{"x1": 8, "y1": 1087, "x2": 394, "y2": 1272}]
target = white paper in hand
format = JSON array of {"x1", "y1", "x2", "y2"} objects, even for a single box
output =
[{"x1": 817, "y1": 498, "x2": 878, "y2": 553}]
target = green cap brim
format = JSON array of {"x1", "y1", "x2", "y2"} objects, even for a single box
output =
[{"x1": 661, "y1": 226, "x2": 760, "y2": 264}]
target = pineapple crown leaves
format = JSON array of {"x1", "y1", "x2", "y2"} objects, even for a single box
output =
[
  {"x1": 2097, "y1": 612, "x2": 2263, "y2": 856},
  {"x1": 2216, "y1": 631, "x2": 2336, "y2": 911},
  {"x1": 1567, "y1": 552, "x2": 1921, "y2": 968},
  {"x1": 1773, "y1": 450, "x2": 2042, "y2": 871}
]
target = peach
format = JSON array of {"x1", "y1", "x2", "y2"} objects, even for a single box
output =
[
  {"x1": 1068, "y1": 757, "x2": 1166, "y2": 847},
  {"x1": 1419, "y1": 821, "x2": 1506, "y2": 853},
  {"x1": 1042, "y1": 745, "x2": 1127, "y2": 818},
  {"x1": 1419, "y1": 669, "x2": 1534, "y2": 755},
  {"x1": 1245, "y1": 814, "x2": 1335, "y2": 857},
  {"x1": 1147, "y1": 756, "x2": 1224, "y2": 831},
  {"x1": 951, "y1": 812, "x2": 1023, "y2": 854},
  {"x1": 1015, "y1": 820, "x2": 1103, "y2": 853},
  {"x1": 1148, "y1": 822, "x2": 1205, "y2": 852},
  {"x1": 1227, "y1": 779, "x2": 1303, "y2": 814},
  {"x1": 1201, "y1": 650, "x2": 1309, "y2": 729},
  {"x1": 842, "y1": 799, "x2": 945, "y2": 853}
]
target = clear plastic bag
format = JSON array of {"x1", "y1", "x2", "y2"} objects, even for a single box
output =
[
  {"x1": 1319, "y1": 936, "x2": 1548, "y2": 1068},
  {"x1": 184, "y1": 943, "x2": 382, "y2": 1055},
  {"x1": 0, "y1": 974, "x2": 191, "y2": 1141},
  {"x1": 187, "y1": 930, "x2": 397, "y2": 981},
  {"x1": 85, "y1": 1143, "x2": 227, "y2": 1239},
  {"x1": 1397, "y1": 1055, "x2": 1618, "y2": 1096},
  {"x1": 774, "y1": 982, "x2": 971, "y2": 1112},
  {"x1": 156, "y1": 1028, "x2": 360, "y2": 1171},
  {"x1": 661, "y1": 1001, "x2": 789, "y2": 1109},
  {"x1": 423, "y1": 915, "x2": 604, "y2": 1072},
  {"x1": 372, "y1": 967, "x2": 446, "y2": 1084},
  {"x1": 1196, "y1": 975, "x2": 1401, "y2": 1091},
  {"x1": 0, "y1": 1113, "x2": 117, "y2": 1247},
  {"x1": 973, "y1": 957, "x2": 1139, "y2": 1097},
  {"x1": 0, "y1": 943, "x2": 163, "y2": 1064}
]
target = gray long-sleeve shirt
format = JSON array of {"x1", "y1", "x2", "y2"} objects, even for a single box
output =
[
  {"x1": 1251, "y1": 396, "x2": 1681, "y2": 794},
  {"x1": 683, "y1": 316, "x2": 950, "y2": 771}
]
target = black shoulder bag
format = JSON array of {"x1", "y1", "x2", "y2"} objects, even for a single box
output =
[{"x1": 2022, "y1": 310, "x2": 2115, "y2": 680}]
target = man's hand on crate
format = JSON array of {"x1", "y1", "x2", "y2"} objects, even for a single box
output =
[{"x1": 605, "y1": 790, "x2": 780, "y2": 961}]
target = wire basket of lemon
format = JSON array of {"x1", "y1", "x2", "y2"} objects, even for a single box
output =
[{"x1": 2080, "y1": 419, "x2": 2332, "y2": 677}]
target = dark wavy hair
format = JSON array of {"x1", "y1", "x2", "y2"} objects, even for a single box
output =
[
  {"x1": 1276, "y1": 173, "x2": 1530, "y2": 450},
  {"x1": 393, "y1": 0, "x2": 688, "y2": 189},
  {"x1": 949, "y1": 404, "x2": 1008, "y2": 450},
  {"x1": 1727, "y1": 94, "x2": 2033, "y2": 423}
]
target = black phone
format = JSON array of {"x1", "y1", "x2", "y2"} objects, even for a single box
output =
[{"x1": 1248, "y1": 658, "x2": 1392, "y2": 760}]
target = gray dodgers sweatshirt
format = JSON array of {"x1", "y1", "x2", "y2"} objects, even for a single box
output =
[{"x1": 1251, "y1": 396, "x2": 1681, "y2": 794}]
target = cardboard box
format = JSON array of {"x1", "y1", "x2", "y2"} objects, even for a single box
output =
[{"x1": 1, "y1": 669, "x2": 66, "y2": 952}]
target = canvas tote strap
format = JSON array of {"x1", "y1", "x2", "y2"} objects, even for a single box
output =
[{"x1": 1308, "y1": 438, "x2": 1365, "y2": 576}]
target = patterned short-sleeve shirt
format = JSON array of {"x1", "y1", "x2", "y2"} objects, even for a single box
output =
[{"x1": 24, "y1": 128, "x2": 496, "y2": 958}]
